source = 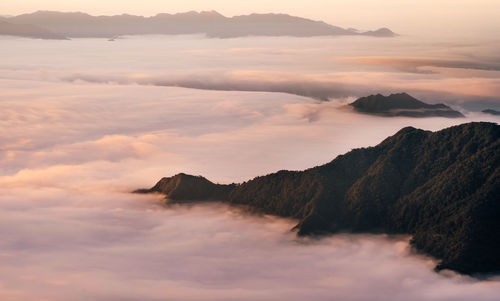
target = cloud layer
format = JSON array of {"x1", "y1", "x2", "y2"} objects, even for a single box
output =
[
  {"x1": 1, "y1": 34, "x2": 500, "y2": 110},
  {"x1": 1, "y1": 190, "x2": 500, "y2": 301},
  {"x1": 0, "y1": 34, "x2": 499, "y2": 300},
  {"x1": 1, "y1": 78, "x2": 499, "y2": 300}
]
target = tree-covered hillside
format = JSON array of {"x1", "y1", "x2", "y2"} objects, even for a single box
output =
[{"x1": 138, "y1": 122, "x2": 499, "y2": 275}]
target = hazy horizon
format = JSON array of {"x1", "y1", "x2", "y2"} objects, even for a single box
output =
[{"x1": 1, "y1": 0, "x2": 500, "y2": 37}]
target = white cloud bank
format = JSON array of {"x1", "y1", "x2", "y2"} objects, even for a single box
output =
[
  {"x1": 0, "y1": 78, "x2": 498, "y2": 300},
  {"x1": 1, "y1": 190, "x2": 499, "y2": 301},
  {"x1": 0, "y1": 35, "x2": 499, "y2": 300}
]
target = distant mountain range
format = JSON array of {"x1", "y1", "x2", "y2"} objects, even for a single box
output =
[
  {"x1": 0, "y1": 19, "x2": 67, "y2": 39},
  {"x1": 137, "y1": 122, "x2": 500, "y2": 276},
  {"x1": 0, "y1": 10, "x2": 396, "y2": 39},
  {"x1": 350, "y1": 93, "x2": 464, "y2": 118}
]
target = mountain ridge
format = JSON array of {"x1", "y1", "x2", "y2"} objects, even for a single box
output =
[
  {"x1": 3, "y1": 10, "x2": 396, "y2": 39},
  {"x1": 137, "y1": 122, "x2": 500, "y2": 276},
  {"x1": 0, "y1": 19, "x2": 67, "y2": 40}
]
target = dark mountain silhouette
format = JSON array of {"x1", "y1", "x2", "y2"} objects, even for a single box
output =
[
  {"x1": 482, "y1": 109, "x2": 500, "y2": 116},
  {"x1": 135, "y1": 173, "x2": 235, "y2": 201},
  {"x1": 350, "y1": 93, "x2": 464, "y2": 117},
  {"x1": 137, "y1": 122, "x2": 500, "y2": 276},
  {"x1": 5, "y1": 10, "x2": 396, "y2": 39},
  {"x1": 0, "y1": 19, "x2": 67, "y2": 39}
]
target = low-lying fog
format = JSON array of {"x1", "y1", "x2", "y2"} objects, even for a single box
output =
[
  {"x1": 2, "y1": 34, "x2": 500, "y2": 109},
  {"x1": 0, "y1": 35, "x2": 499, "y2": 300}
]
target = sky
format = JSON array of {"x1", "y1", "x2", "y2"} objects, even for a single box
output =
[{"x1": 1, "y1": 0, "x2": 500, "y2": 35}]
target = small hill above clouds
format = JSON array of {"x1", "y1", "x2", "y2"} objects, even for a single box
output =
[
  {"x1": 482, "y1": 109, "x2": 500, "y2": 116},
  {"x1": 360, "y1": 27, "x2": 396, "y2": 37},
  {"x1": 138, "y1": 122, "x2": 500, "y2": 276},
  {"x1": 350, "y1": 93, "x2": 464, "y2": 117},
  {"x1": 4, "y1": 10, "x2": 396, "y2": 39}
]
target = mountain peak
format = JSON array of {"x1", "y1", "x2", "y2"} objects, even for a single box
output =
[
  {"x1": 361, "y1": 27, "x2": 397, "y2": 37},
  {"x1": 350, "y1": 93, "x2": 464, "y2": 118},
  {"x1": 391, "y1": 92, "x2": 411, "y2": 97},
  {"x1": 30, "y1": 10, "x2": 91, "y2": 17},
  {"x1": 200, "y1": 10, "x2": 223, "y2": 16}
]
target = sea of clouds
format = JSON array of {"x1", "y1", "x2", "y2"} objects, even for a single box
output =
[{"x1": 0, "y1": 34, "x2": 499, "y2": 300}]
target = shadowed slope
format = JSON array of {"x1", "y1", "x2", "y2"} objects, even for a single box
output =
[{"x1": 138, "y1": 122, "x2": 499, "y2": 275}]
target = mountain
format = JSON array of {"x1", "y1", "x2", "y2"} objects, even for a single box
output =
[
  {"x1": 135, "y1": 173, "x2": 235, "y2": 201},
  {"x1": 350, "y1": 93, "x2": 464, "y2": 117},
  {"x1": 5, "y1": 10, "x2": 396, "y2": 39},
  {"x1": 0, "y1": 19, "x2": 67, "y2": 39},
  {"x1": 482, "y1": 109, "x2": 500, "y2": 116},
  {"x1": 138, "y1": 122, "x2": 500, "y2": 276},
  {"x1": 204, "y1": 13, "x2": 366, "y2": 38},
  {"x1": 359, "y1": 27, "x2": 395, "y2": 37}
]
